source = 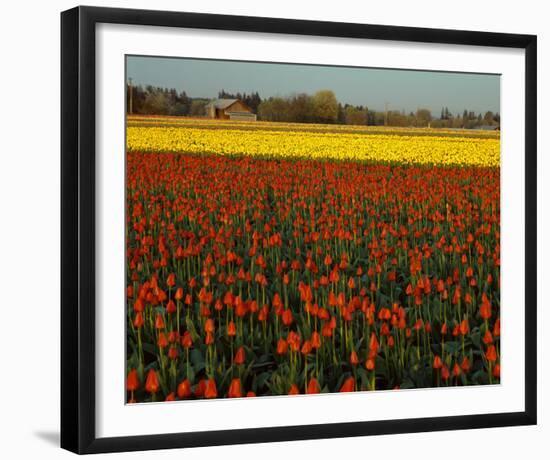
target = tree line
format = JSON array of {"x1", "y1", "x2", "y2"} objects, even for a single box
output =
[
  {"x1": 127, "y1": 84, "x2": 209, "y2": 117},
  {"x1": 127, "y1": 83, "x2": 500, "y2": 128}
]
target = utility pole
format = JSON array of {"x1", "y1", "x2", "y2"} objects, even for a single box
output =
[
  {"x1": 384, "y1": 101, "x2": 389, "y2": 126},
  {"x1": 128, "y1": 78, "x2": 133, "y2": 115}
]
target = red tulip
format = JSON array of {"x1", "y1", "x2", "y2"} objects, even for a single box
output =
[
  {"x1": 204, "y1": 318, "x2": 215, "y2": 333},
  {"x1": 287, "y1": 331, "x2": 301, "y2": 352},
  {"x1": 311, "y1": 331, "x2": 321, "y2": 349},
  {"x1": 365, "y1": 358, "x2": 375, "y2": 371},
  {"x1": 485, "y1": 345, "x2": 497, "y2": 362},
  {"x1": 227, "y1": 321, "x2": 236, "y2": 337},
  {"x1": 133, "y1": 312, "x2": 144, "y2": 328},
  {"x1": 204, "y1": 378, "x2": 218, "y2": 399},
  {"x1": 194, "y1": 379, "x2": 206, "y2": 397},
  {"x1": 227, "y1": 378, "x2": 242, "y2": 398},
  {"x1": 321, "y1": 322, "x2": 332, "y2": 337},
  {"x1": 493, "y1": 363, "x2": 501, "y2": 378},
  {"x1": 126, "y1": 369, "x2": 139, "y2": 392},
  {"x1": 154, "y1": 313, "x2": 165, "y2": 330},
  {"x1": 441, "y1": 365, "x2": 450, "y2": 381},
  {"x1": 301, "y1": 340, "x2": 312, "y2": 355},
  {"x1": 276, "y1": 338, "x2": 288, "y2": 355},
  {"x1": 272, "y1": 293, "x2": 283, "y2": 310},
  {"x1": 168, "y1": 330, "x2": 179, "y2": 343},
  {"x1": 288, "y1": 384, "x2": 300, "y2": 395},
  {"x1": 235, "y1": 297, "x2": 248, "y2": 317},
  {"x1": 166, "y1": 299, "x2": 176, "y2": 314},
  {"x1": 480, "y1": 302, "x2": 491, "y2": 320},
  {"x1": 480, "y1": 294, "x2": 492, "y2": 320},
  {"x1": 459, "y1": 319, "x2": 469, "y2": 336},
  {"x1": 369, "y1": 332, "x2": 379, "y2": 355},
  {"x1": 133, "y1": 298, "x2": 144, "y2": 312},
  {"x1": 234, "y1": 346, "x2": 246, "y2": 365},
  {"x1": 483, "y1": 330, "x2": 493, "y2": 344},
  {"x1": 181, "y1": 331, "x2": 193, "y2": 348},
  {"x1": 378, "y1": 308, "x2": 391, "y2": 321},
  {"x1": 452, "y1": 323, "x2": 460, "y2": 337},
  {"x1": 282, "y1": 309, "x2": 293, "y2": 326},
  {"x1": 177, "y1": 379, "x2": 192, "y2": 399},
  {"x1": 339, "y1": 377, "x2": 355, "y2": 392},
  {"x1": 168, "y1": 345, "x2": 178, "y2": 360},
  {"x1": 347, "y1": 277, "x2": 355, "y2": 290},
  {"x1": 145, "y1": 369, "x2": 160, "y2": 394},
  {"x1": 460, "y1": 357, "x2": 471, "y2": 373},
  {"x1": 306, "y1": 378, "x2": 320, "y2": 394},
  {"x1": 157, "y1": 332, "x2": 168, "y2": 348},
  {"x1": 493, "y1": 318, "x2": 501, "y2": 336},
  {"x1": 452, "y1": 363, "x2": 462, "y2": 377},
  {"x1": 318, "y1": 308, "x2": 329, "y2": 321}
]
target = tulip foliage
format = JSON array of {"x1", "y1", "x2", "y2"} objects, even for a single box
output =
[{"x1": 126, "y1": 119, "x2": 500, "y2": 403}]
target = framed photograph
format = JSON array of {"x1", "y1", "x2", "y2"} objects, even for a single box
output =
[{"x1": 61, "y1": 6, "x2": 537, "y2": 454}]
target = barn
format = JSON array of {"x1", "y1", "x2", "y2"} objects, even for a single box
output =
[{"x1": 205, "y1": 98, "x2": 257, "y2": 121}]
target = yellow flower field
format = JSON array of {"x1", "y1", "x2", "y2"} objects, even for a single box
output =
[{"x1": 126, "y1": 121, "x2": 500, "y2": 167}]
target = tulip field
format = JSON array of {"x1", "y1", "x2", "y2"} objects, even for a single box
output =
[{"x1": 126, "y1": 116, "x2": 500, "y2": 403}]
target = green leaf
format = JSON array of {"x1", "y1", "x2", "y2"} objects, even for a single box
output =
[
  {"x1": 189, "y1": 348, "x2": 205, "y2": 372},
  {"x1": 253, "y1": 372, "x2": 271, "y2": 392},
  {"x1": 399, "y1": 378, "x2": 415, "y2": 389},
  {"x1": 444, "y1": 341, "x2": 461, "y2": 354},
  {"x1": 470, "y1": 329, "x2": 481, "y2": 348}
]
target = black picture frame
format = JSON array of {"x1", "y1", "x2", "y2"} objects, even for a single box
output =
[{"x1": 61, "y1": 5, "x2": 537, "y2": 454}]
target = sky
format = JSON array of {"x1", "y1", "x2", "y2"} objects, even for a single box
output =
[{"x1": 126, "y1": 55, "x2": 500, "y2": 115}]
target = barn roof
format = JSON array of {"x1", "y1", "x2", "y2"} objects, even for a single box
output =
[{"x1": 206, "y1": 99, "x2": 240, "y2": 109}]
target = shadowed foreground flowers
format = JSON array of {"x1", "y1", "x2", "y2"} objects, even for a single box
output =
[{"x1": 126, "y1": 151, "x2": 500, "y2": 403}]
